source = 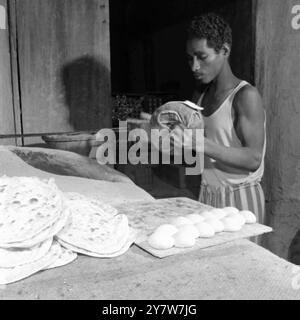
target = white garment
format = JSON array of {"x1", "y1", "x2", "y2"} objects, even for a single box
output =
[{"x1": 197, "y1": 81, "x2": 266, "y2": 188}]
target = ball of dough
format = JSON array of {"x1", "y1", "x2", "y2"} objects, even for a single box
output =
[
  {"x1": 185, "y1": 213, "x2": 205, "y2": 224},
  {"x1": 173, "y1": 230, "x2": 196, "y2": 248},
  {"x1": 148, "y1": 232, "x2": 175, "y2": 250},
  {"x1": 227, "y1": 213, "x2": 246, "y2": 226},
  {"x1": 221, "y1": 217, "x2": 242, "y2": 232},
  {"x1": 209, "y1": 208, "x2": 227, "y2": 220},
  {"x1": 178, "y1": 224, "x2": 200, "y2": 238},
  {"x1": 154, "y1": 224, "x2": 178, "y2": 236},
  {"x1": 170, "y1": 216, "x2": 193, "y2": 227},
  {"x1": 222, "y1": 207, "x2": 239, "y2": 215},
  {"x1": 239, "y1": 210, "x2": 257, "y2": 224},
  {"x1": 205, "y1": 218, "x2": 225, "y2": 233},
  {"x1": 200, "y1": 211, "x2": 216, "y2": 219},
  {"x1": 194, "y1": 222, "x2": 215, "y2": 238}
]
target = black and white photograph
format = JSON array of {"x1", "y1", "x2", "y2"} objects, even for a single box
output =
[{"x1": 0, "y1": 0, "x2": 300, "y2": 303}]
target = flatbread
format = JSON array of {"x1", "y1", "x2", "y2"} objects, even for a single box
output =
[
  {"x1": 57, "y1": 193, "x2": 130, "y2": 254},
  {"x1": 0, "y1": 207, "x2": 70, "y2": 249},
  {"x1": 64, "y1": 192, "x2": 118, "y2": 216},
  {"x1": 0, "y1": 176, "x2": 64, "y2": 245},
  {"x1": 0, "y1": 241, "x2": 61, "y2": 285},
  {"x1": 57, "y1": 228, "x2": 137, "y2": 258},
  {"x1": 43, "y1": 243, "x2": 77, "y2": 270},
  {"x1": 58, "y1": 213, "x2": 130, "y2": 254},
  {"x1": 0, "y1": 238, "x2": 53, "y2": 268}
]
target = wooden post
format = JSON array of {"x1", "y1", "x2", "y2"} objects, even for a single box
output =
[{"x1": 0, "y1": 0, "x2": 18, "y2": 146}]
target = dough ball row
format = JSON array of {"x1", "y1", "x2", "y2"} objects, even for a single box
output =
[{"x1": 148, "y1": 207, "x2": 256, "y2": 250}]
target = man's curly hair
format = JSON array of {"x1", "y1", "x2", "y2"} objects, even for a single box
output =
[{"x1": 187, "y1": 13, "x2": 232, "y2": 53}]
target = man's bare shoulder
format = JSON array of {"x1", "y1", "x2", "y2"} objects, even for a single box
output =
[{"x1": 233, "y1": 84, "x2": 264, "y2": 118}]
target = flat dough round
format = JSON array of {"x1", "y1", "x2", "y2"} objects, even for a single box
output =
[
  {"x1": 173, "y1": 230, "x2": 196, "y2": 248},
  {"x1": 222, "y1": 207, "x2": 239, "y2": 215},
  {"x1": 209, "y1": 209, "x2": 227, "y2": 220},
  {"x1": 200, "y1": 211, "x2": 216, "y2": 219},
  {"x1": 195, "y1": 222, "x2": 215, "y2": 238},
  {"x1": 170, "y1": 216, "x2": 193, "y2": 227},
  {"x1": 205, "y1": 218, "x2": 224, "y2": 233},
  {"x1": 154, "y1": 224, "x2": 178, "y2": 237},
  {"x1": 239, "y1": 210, "x2": 257, "y2": 224},
  {"x1": 227, "y1": 213, "x2": 246, "y2": 226},
  {"x1": 177, "y1": 224, "x2": 200, "y2": 239},
  {"x1": 185, "y1": 213, "x2": 205, "y2": 224},
  {"x1": 221, "y1": 217, "x2": 242, "y2": 232},
  {"x1": 148, "y1": 232, "x2": 175, "y2": 250}
]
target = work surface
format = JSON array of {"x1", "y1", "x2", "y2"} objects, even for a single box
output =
[
  {"x1": 0, "y1": 147, "x2": 299, "y2": 300},
  {"x1": 1, "y1": 239, "x2": 300, "y2": 300}
]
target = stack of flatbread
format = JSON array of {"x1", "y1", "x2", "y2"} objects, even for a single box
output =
[
  {"x1": 0, "y1": 176, "x2": 136, "y2": 285},
  {"x1": 0, "y1": 176, "x2": 77, "y2": 285},
  {"x1": 56, "y1": 193, "x2": 137, "y2": 258}
]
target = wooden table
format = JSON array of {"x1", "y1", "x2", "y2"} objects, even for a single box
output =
[{"x1": 1, "y1": 239, "x2": 299, "y2": 300}]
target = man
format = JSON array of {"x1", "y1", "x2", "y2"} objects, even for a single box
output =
[{"x1": 174, "y1": 13, "x2": 266, "y2": 224}]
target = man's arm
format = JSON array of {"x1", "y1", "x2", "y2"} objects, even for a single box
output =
[{"x1": 204, "y1": 85, "x2": 265, "y2": 172}]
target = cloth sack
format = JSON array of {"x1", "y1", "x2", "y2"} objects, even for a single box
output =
[{"x1": 149, "y1": 101, "x2": 204, "y2": 158}]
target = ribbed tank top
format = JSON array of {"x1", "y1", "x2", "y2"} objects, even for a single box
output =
[{"x1": 197, "y1": 81, "x2": 266, "y2": 188}]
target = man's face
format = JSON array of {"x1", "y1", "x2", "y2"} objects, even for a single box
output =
[{"x1": 186, "y1": 38, "x2": 226, "y2": 84}]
